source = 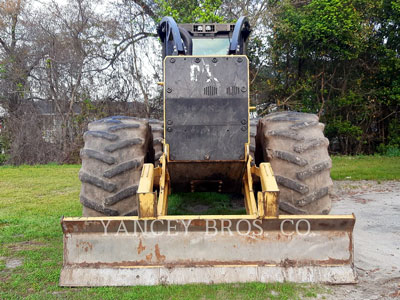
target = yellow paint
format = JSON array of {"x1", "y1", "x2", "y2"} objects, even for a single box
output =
[
  {"x1": 257, "y1": 192, "x2": 265, "y2": 217},
  {"x1": 137, "y1": 164, "x2": 157, "y2": 218},
  {"x1": 259, "y1": 163, "x2": 279, "y2": 192},
  {"x1": 162, "y1": 143, "x2": 170, "y2": 162},
  {"x1": 251, "y1": 165, "x2": 260, "y2": 177},
  {"x1": 157, "y1": 154, "x2": 169, "y2": 216},
  {"x1": 243, "y1": 156, "x2": 257, "y2": 215},
  {"x1": 244, "y1": 144, "x2": 250, "y2": 162},
  {"x1": 266, "y1": 192, "x2": 279, "y2": 217},
  {"x1": 257, "y1": 163, "x2": 279, "y2": 217},
  {"x1": 153, "y1": 166, "x2": 161, "y2": 187},
  {"x1": 138, "y1": 193, "x2": 157, "y2": 219},
  {"x1": 63, "y1": 214, "x2": 355, "y2": 222},
  {"x1": 137, "y1": 164, "x2": 154, "y2": 194}
]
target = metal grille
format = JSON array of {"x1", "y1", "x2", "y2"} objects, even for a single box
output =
[
  {"x1": 227, "y1": 86, "x2": 240, "y2": 96},
  {"x1": 205, "y1": 25, "x2": 215, "y2": 32},
  {"x1": 204, "y1": 86, "x2": 218, "y2": 96},
  {"x1": 193, "y1": 25, "x2": 203, "y2": 32}
]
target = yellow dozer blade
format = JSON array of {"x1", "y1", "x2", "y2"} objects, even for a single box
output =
[
  {"x1": 60, "y1": 214, "x2": 355, "y2": 286},
  {"x1": 60, "y1": 159, "x2": 356, "y2": 286}
]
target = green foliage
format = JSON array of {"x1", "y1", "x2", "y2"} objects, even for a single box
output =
[
  {"x1": 45, "y1": 59, "x2": 51, "y2": 68},
  {"x1": 168, "y1": 192, "x2": 246, "y2": 215},
  {"x1": 0, "y1": 63, "x2": 6, "y2": 76},
  {"x1": 301, "y1": 0, "x2": 366, "y2": 59},
  {"x1": 0, "y1": 134, "x2": 10, "y2": 165},
  {"x1": 387, "y1": 118, "x2": 400, "y2": 146},
  {"x1": 325, "y1": 119, "x2": 363, "y2": 141},
  {"x1": 155, "y1": 0, "x2": 223, "y2": 23},
  {"x1": 0, "y1": 153, "x2": 8, "y2": 165},
  {"x1": 377, "y1": 119, "x2": 400, "y2": 156},
  {"x1": 255, "y1": 0, "x2": 400, "y2": 154},
  {"x1": 16, "y1": 82, "x2": 24, "y2": 97},
  {"x1": 377, "y1": 145, "x2": 400, "y2": 157},
  {"x1": 272, "y1": 0, "x2": 367, "y2": 60}
]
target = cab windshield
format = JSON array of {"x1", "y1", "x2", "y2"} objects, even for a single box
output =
[{"x1": 192, "y1": 38, "x2": 230, "y2": 55}]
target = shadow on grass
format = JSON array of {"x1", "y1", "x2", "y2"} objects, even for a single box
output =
[{"x1": 168, "y1": 192, "x2": 247, "y2": 215}]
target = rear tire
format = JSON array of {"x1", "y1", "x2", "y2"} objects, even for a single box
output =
[
  {"x1": 258, "y1": 112, "x2": 332, "y2": 214},
  {"x1": 79, "y1": 116, "x2": 151, "y2": 217},
  {"x1": 149, "y1": 119, "x2": 164, "y2": 166},
  {"x1": 249, "y1": 119, "x2": 257, "y2": 163}
]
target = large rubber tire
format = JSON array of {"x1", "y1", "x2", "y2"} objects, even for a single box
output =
[
  {"x1": 258, "y1": 112, "x2": 332, "y2": 214},
  {"x1": 149, "y1": 119, "x2": 164, "y2": 166},
  {"x1": 249, "y1": 119, "x2": 257, "y2": 162},
  {"x1": 79, "y1": 116, "x2": 151, "y2": 217}
]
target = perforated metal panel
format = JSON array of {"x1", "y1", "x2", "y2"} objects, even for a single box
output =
[{"x1": 164, "y1": 56, "x2": 249, "y2": 161}]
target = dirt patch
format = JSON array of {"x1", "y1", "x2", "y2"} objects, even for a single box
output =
[
  {"x1": 322, "y1": 180, "x2": 400, "y2": 300},
  {"x1": 51, "y1": 291, "x2": 70, "y2": 296},
  {"x1": 229, "y1": 193, "x2": 246, "y2": 209},
  {"x1": 6, "y1": 241, "x2": 45, "y2": 251},
  {"x1": 332, "y1": 180, "x2": 400, "y2": 198},
  {"x1": 184, "y1": 204, "x2": 211, "y2": 213},
  {"x1": 5, "y1": 258, "x2": 23, "y2": 269}
]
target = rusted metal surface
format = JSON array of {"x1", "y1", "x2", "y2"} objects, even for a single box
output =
[
  {"x1": 167, "y1": 160, "x2": 246, "y2": 193},
  {"x1": 60, "y1": 215, "x2": 356, "y2": 286},
  {"x1": 190, "y1": 180, "x2": 223, "y2": 192}
]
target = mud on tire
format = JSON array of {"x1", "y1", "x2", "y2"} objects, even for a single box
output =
[
  {"x1": 258, "y1": 112, "x2": 332, "y2": 214},
  {"x1": 79, "y1": 116, "x2": 152, "y2": 217}
]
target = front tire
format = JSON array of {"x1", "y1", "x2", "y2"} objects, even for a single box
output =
[
  {"x1": 79, "y1": 116, "x2": 151, "y2": 217},
  {"x1": 258, "y1": 112, "x2": 332, "y2": 214}
]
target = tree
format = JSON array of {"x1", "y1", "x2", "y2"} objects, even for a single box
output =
[
  {"x1": 258, "y1": 0, "x2": 399, "y2": 154},
  {"x1": 0, "y1": 0, "x2": 45, "y2": 113}
]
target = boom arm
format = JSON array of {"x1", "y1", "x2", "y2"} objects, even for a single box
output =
[
  {"x1": 228, "y1": 17, "x2": 251, "y2": 55},
  {"x1": 158, "y1": 16, "x2": 251, "y2": 58},
  {"x1": 157, "y1": 16, "x2": 192, "y2": 59}
]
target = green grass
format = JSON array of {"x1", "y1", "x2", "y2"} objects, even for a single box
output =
[
  {"x1": 331, "y1": 155, "x2": 400, "y2": 180},
  {"x1": 168, "y1": 192, "x2": 246, "y2": 215},
  {"x1": 0, "y1": 164, "x2": 325, "y2": 299}
]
